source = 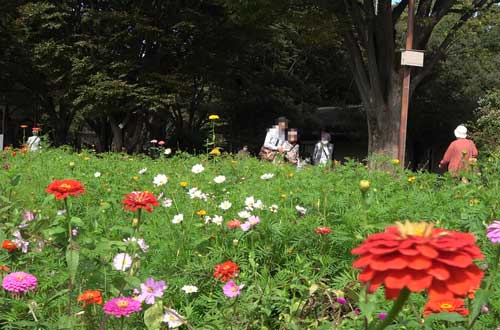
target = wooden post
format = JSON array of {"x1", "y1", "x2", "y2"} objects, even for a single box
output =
[{"x1": 398, "y1": 0, "x2": 415, "y2": 167}]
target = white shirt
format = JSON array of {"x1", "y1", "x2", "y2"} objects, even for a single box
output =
[
  {"x1": 27, "y1": 136, "x2": 41, "y2": 151},
  {"x1": 263, "y1": 127, "x2": 286, "y2": 150},
  {"x1": 317, "y1": 141, "x2": 330, "y2": 165}
]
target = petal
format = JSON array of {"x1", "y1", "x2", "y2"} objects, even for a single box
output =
[
  {"x1": 371, "y1": 255, "x2": 408, "y2": 271},
  {"x1": 437, "y1": 252, "x2": 473, "y2": 268},
  {"x1": 415, "y1": 244, "x2": 439, "y2": 258},
  {"x1": 384, "y1": 271, "x2": 412, "y2": 289},
  {"x1": 446, "y1": 270, "x2": 472, "y2": 296},
  {"x1": 368, "y1": 246, "x2": 399, "y2": 255},
  {"x1": 407, "y1": 255, "x2": 432, "y2": 270},
  {"x1": 398, "y1": 248, "x2": 419, "y2": 256},
  {"x1": 359, "y1": 268, "x2": 375, "y2": 282},
  {"x1": 428, "y1": 280, "x2": 455, "y2": 299},
  {"x1": 427, "y1": 263, "x2": 450, "y2": 281},
  {"x1": 406, "y1": 273, "x2": 433, "y2": 292},
  {"x1": 384, "y1": 288, "x2": 401, "y2": 300},
  {"x1": 353, "y1": 254, "x2": 373, "y2": 268}
]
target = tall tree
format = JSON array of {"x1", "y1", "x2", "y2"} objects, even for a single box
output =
[{"x1": 326, "y1": 0, "x2": 499, "y2": 159}]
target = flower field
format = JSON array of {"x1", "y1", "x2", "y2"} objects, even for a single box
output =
[{"x1": 1, "y1": 148, "x2": 500, "y2": 329}]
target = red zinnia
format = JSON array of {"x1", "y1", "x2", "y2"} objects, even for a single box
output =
[
  {"x1": 423, "y1": 298, "x2": 469, "y2": 317},
  {"x1": 122, "y1": 191, "x2": 159, "y2": 213},
  {"x1": 315, "y1": 227, "x2": 332, "y2": 235},
  {"x1": 352, "y1": 221, "x2": 484, "y2": 300},
  {"x1": 0, "y1": 265, "x2": 9, "y2": 272},
  {"x1": 46, "y1": 179, "x2": 86, "y2": 200},
  {"x1": 2, "y1": 240, "x2": 17, "y2": 252},
  {"x1": 78, "y1": 290, "x2": 103, "y2": 307},
  {"x1": 227, "y1": 219, "x2": 241, "y2": 229},
  {"x1": 213, "y1": 261, "x2": 239, "y2": 282}
]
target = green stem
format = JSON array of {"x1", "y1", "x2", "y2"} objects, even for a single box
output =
[{"x1": 368, "y1": 288, "x2": 411, "y2": 330}]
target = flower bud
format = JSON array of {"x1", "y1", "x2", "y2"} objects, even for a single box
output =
[{"x1": 359, "y1": 180, "x2": 370, "y2": 193}]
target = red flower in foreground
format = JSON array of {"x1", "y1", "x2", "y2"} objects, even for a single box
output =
[
  {"x1": 2, "y1": 240, "x2": 17, "y2": 252},
  {"x1": 78, "y1": 290, "x2": 103, "y2": 307},
  {"x1": 46, "y1": 179, "x2": 86, "y2": 200},
  {"x1": 423, "y1": 298, "x2": 469, "y2": 317},
  {"x1": 352, "y1": 221, "x2": 483, "y2": 300},
  {"x1": 122, "y1": 191, "x2": 159, "y2": 213},
  {"x1": 227, "y1": 219, "x2": 241, "y2": 229},
  {"x1": 0, "y1": 265, "x2": 9, "y2": 272},
  {"x1": 213, "y1": 261, "x2": 239, "y2": 282},
  {"x1": 315, "y1": 227, "x2": 332, "y2": 235}
]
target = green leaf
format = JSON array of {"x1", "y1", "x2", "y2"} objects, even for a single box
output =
[
  {"x1": 70, "y1": 216, "x2": 84, "y2": 226},
  {"x1": 144, "y1": 301, "x2": 164, "y2": 330},
  {"x1": 57, "y1": 315, "x2": 77, "y2": 329},
  {"x1": 42, "y1": 226, "x2": 67, "y2": 238},
  {"x1": 469, "y1": 288, "x2": 488, "y2": 322},
  {"x1": 425, "y1": 312, "x2": 466, "y2": 323},
  {"x1": 66, "y1": 247, "x2": 79, "y2": 283},
  {"x1": 124, "y1": 275, "x2": 141, "y2": 289},
  {"x1": 10, "y1": 175, "x2": 21, "y2": 186}
]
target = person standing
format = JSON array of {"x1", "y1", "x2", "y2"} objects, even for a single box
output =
[
  {"x1": 312, "y1": 132, "x2": 334, "y2": 166},
  {"x1": 259, "y1": 117, "x2": 288, "y2": 161},
  {"x1": 439, "y1": 125, "x2": 478, "y2": 176},
  {"x1": 27, "y1": 128, "x2": 41, "y2": 152}
]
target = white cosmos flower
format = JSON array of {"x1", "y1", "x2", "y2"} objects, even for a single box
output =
[
  {"x1": 219, "y1": 201, "x2": 232, "y2": 210},
  {"x1": 188, "y1": 187, "x2": 207, "y2": 201},
  {"x1": 164, "y1": 148, "x2": 172, "y2": 155},
  {"x1": 245, "y1": 196, "x2": 255, "y2": 209},
  {"x1": 113, "y1": 253, "x2": 132, "y2": 271},
  {"x1": 163, "y1": 309, "x2": 183, "y2": 328},
  {"x1": 139, "y1": 168, "x2": 147, "y2": 174},
  {"x1": 238, "y1": 210, "x2": 251, "y2": 219},
  {"x1": 296, "y1": 205, "x2": 307, "y2": 215},
  {"x1": 212, "y1": 215, "x2": 223, "y2": 225},
  {"x1": 204, "y1": 216, "x2": 212, "y2": 224},
  {"x1": 269, "y1": 204, "x2": 279, "y2": 213},
  {"x1": 162, "y1": 198, "x2": 173, "y2": 208},
  {"x1": 94, "y1": 172, "x2": 101, "y2": 178},
  {"x1": 172, "y1": 214, "x2": 184, "y2": 224},
  {"x1": 153, "y1": 174, "x2": 168, "y2": 186},
  {"x1": 260, "y1": 173, "x2": 274, "y2": 180},
  {"x1": 191, "y1": 164, "x2": 204, "y2": 174},
  {"x1": 213, "y1": 175, "x2": 226, "y2": 184},
  {"x1": 181, "y1": 285, "x2": 198, "y2": 294},
  {"x1": 253, "y1": 199, "x2": 264, "y2": 210}
]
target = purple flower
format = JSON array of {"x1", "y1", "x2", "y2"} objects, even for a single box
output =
[
  {"x1": 248, "y1": 215, "x2": 260, "y2": 226},
  {"x1": 353, "y1": 308, "x2": 360, "y2": 315},
  {"x1": 487, "y1": 220, "x2": 500, "y2": 243},
  {"x1": 481, "y1": 304, "x2": 489, "y2": 314},
  {"x1": 2, "y1": 163, "x2": 10, "y2": 170},
  {"x1": 336, "y1": 297, "x2": 347, "y2": 305},
  {"x1": 12, "y1": 231, "x2": 29, "y2": 253},
  {"x1": 240, "y1": 221, "x2": 251, "y2": 232},
  {"x1": 137, "y1": 278, "x2": 167, "y2": 304},
  {"x1": 72, "y1": 228, "x2": 78, "y2": 237},
  {"x1": 22, "y1": 211, "x2": 35, "y2": 222},
  {"x1": 378, "y1": 312, "x2": 387, "y2": 320},
  {"x1": 137, "y1": 238, "x2": 149, "y2": 253},
  {"x1": 2, "y1": 272, "x2": 37, "y2": 293},
  {"x1": 223, "y1": 280, "x2": 244, "y2": 298}
]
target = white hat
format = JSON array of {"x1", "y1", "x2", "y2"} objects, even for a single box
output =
[{"x1": 454, "y1": 125, "x2": 467, "y2": 139}]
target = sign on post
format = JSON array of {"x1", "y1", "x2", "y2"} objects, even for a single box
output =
[
  {"x1": 401, "y1": 50, "x2": 424, "y2": 67},
  {"x1": 0, "y1": 134, "x2": 3, "y2": 150}
]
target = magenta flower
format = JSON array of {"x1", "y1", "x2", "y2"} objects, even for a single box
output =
[
  {"x1": 378, "y1": 312, "x2": 387, "y2": 320},
  {"x1": 103, "y1": 297, "x2": 142, "y2": 317},
  {"x1": 137, "y1": 278, "x2": 167, "y2": 304},
  {"x1": 2, "y1": 272, "x2": 37, "y2": 293},
  {"x1": 336, "y1": 297, "x2": 347, "y2": 305},
  {"x1": 223, "y1": 280, "x2": 244, "y2": 298},
  {"x1": 487, "y1": 220, "x2": 500, "y2": 243}
]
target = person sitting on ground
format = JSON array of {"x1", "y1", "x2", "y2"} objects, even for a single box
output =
[
  {"x1": 259, "y1": 117, "x2": 288, "y2": 161},
  {"x1": 283, "y1": 128, "x2": 300, "y2": 165},
  {"x1": 237, "y1": 145, "x2": 250, "y2": 158},
  {"x1": 439, "y1": 125, "x2": 478, "y2": 176},
  {"x1": 312, "y1": 132, "x2": 334, "y2": 166}
]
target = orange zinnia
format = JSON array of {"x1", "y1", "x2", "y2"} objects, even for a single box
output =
[
  {"x1": 315, "y1": 227, "x2": 332, "y2": 235},
  {"x1": 46, "y1": 179, "x2": 86, "y2": 200},
  {"x1": 0, "y1": 265, "x2": 9, "y2": 272},
  {"x1": 2, "y1": 240, "x2": 17, "y2": 252},
  {"x1": 213, "y1": 261, "x2": 239, "y2": 282},
  {"x1": 423, "y1": 298, "x2": 469, "y2": 317},
  {"x1": 78, "y1": 290, "x2": 103, "y2": 307},
  {"x1": 122, "y1": 191, "x2": 159, "y2": 213},
  {"x1": 352, "y1": 221, "x2": 484, "y2": 300}
]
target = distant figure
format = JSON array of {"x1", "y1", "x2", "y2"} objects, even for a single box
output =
[
  {"x1": 312, "y1": 132, "x2": 334, "y2": 166},
  {"x1": 237, "y1": 145, "x2": 250, "y2": 158},
  {"x1": 27, "y1": 128, "x2": 41, "y2": 152},
  {"x1": 283, "y1": 128, "x2": 300, "y2": 165},
  {"x1": 259, "y1": 117, "x2": 288, "y2": 161},
  {"x1": 439, "y1": 125, "x2": 478, "y2": 176}
]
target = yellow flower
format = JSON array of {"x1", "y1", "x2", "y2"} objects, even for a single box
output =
[
  {"x1": 133, "y1": 176, "x2": 139, "y2": 181},
  {"x1": 391, "y1": 159, "x2": 400, "y2": 165},
  {"x1": 280, "y1": 194, "x2": 287, "y2": 199},
  {"x1": 197, "y1": 209, "x2": 207, "y2": 216},
  {"x1": 132, "y1": 218, "x2": 139, "y2": 227},
  {"x1": 208, "y1": 114, "x2": 220, "y2": 120},
  {"x1": 407, "y1": 176, "x2": 416, "y2": 183},
  {"x1": 180, "y1": 181, "x2": 188, "y2": 187},
  {"x1": 359, "y1": 180, "x2": 370, "y2": 192},
  {"x1": 69, "y1": 161, "x2": 75, "y2": 168},
  {"x1": 288, "y1": 173, "x2": 294, "y2": 178},
  {"x1": 84, "y1": 157, "x2": 90, "y2": 161},
  {"x1": 468, "y1": 198, "x2": 480, "y2": 206},
  {"x1": 209, "y1": 147, "x2": 221, "y2": 156}
]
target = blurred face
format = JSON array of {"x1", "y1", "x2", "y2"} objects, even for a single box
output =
[
  {"x1": 278, "y1": 121, "x2": 288, "y2": 130},
  {"x1": 288, "y1": 131, "x2": 297, "y2": 143}
]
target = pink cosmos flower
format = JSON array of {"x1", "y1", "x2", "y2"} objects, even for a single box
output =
[
  {"x1": 2, "y1": 272, "x2": 37, "y2": 293},
  {"x1": 223, "y1": 280, "x2": 244, "y2": 298},
  {"x1": 103, "y1": 297, "x2": 142, "y2": 317},
  {"x1": 487, "y1": 220, "x2": 500, "y2": 243},
  {"x1": 137, "y1": 278, "x2": 167, "y2": 304}
]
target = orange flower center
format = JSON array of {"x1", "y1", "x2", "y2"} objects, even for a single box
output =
[
  {"x1": 440, "y1": 303, "x2": 453, "y2": 310},
  {"x1": 147, "y1": 286, "x2": 153, "y2": 293},
  {"x1": 396, "y1": 221, "x2": 434, "y2": 239},
  {"x1": 60, "y1": 183, "x2": 73, "y2": 190},
  {"x1": 231, "y1": 286, "x2": 237, "y2": 292},
  {"x1": 117, "y1": 300, "x2": 129, "y2": 308},
  {"x1": 16, "y1": 275, "x2": 25, "y2": 281}
]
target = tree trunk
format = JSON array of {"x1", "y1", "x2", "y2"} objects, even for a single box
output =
[{"x1": 109, "y1": 115, "x2": 123, "y2": 152}]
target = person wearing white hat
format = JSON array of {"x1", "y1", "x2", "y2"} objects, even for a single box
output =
[{"x1": 439, "y1": 125, "x2": 478, "y2": 175}]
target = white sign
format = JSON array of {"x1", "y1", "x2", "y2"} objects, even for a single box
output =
[
  {"x1": 0, "y1": 134, "x2": 3, "y2": 150},
  {"x1": 401, "y1": 50, "x2": 425, "y2": 67}
]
